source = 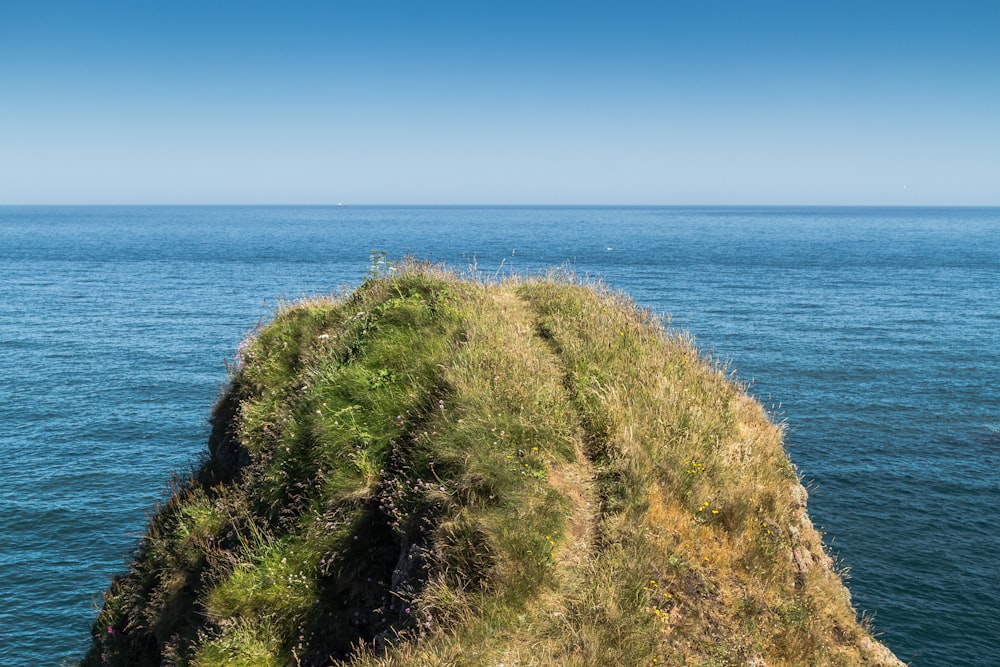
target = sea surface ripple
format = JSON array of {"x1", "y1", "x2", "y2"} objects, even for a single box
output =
[{"x1": 0, "y1": 206, "x2": 996, "y2": 666}]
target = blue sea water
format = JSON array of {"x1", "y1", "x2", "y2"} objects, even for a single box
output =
[{"x1": 0, "y1": 206, "x2": 997, "y2": 666}]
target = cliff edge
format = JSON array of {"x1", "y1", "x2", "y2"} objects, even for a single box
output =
[{"x1": 84, "y1": 262, "x2": 903, "y2": 666}]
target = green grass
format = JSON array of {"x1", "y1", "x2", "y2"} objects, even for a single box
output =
[{"x1": 83, "y1": 259, "x2": 902, "y2": 667}]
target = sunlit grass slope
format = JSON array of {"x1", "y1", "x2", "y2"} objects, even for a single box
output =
[{"x1": 84, "y1": 260, "x2": 902, "y2": 666}]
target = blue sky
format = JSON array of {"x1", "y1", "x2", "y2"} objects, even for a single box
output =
[{"x1": 2, "y1": 1, "x2": 998, "y2": 205}]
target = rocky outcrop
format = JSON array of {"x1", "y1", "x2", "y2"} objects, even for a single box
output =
[{"x1": 84, "y1": 265, "x2": 903, "y2": 666}]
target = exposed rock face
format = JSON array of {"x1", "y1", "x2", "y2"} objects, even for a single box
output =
[{"x1": 84, "y1": 266, "x2": 903, "y2": 666}]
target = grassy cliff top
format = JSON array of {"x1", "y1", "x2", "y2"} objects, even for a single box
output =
[{"x1": 85, "y1": 261, "x2": 902, "y2": 666}]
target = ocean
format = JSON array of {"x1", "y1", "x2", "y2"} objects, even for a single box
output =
[{"x1": 0, "y1": 206, "x2": 996, "y2": 665}]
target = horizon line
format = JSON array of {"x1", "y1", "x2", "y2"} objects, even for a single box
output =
[{"x1": 2, "y1": 203, "x2": 998, "y2": 209}]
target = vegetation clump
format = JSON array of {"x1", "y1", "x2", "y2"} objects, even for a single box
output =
[{"x1": 84, "y1": 259, "x2": 902, "y2": 666}]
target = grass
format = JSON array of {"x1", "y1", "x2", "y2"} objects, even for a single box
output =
[{"x1": 83, "y1": 258, "x2": 902, "y2": 666}]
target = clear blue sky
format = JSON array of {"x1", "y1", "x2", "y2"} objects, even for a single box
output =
[{"x1": 2, "y1": 1, "x2": 998, "y2": 205}]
